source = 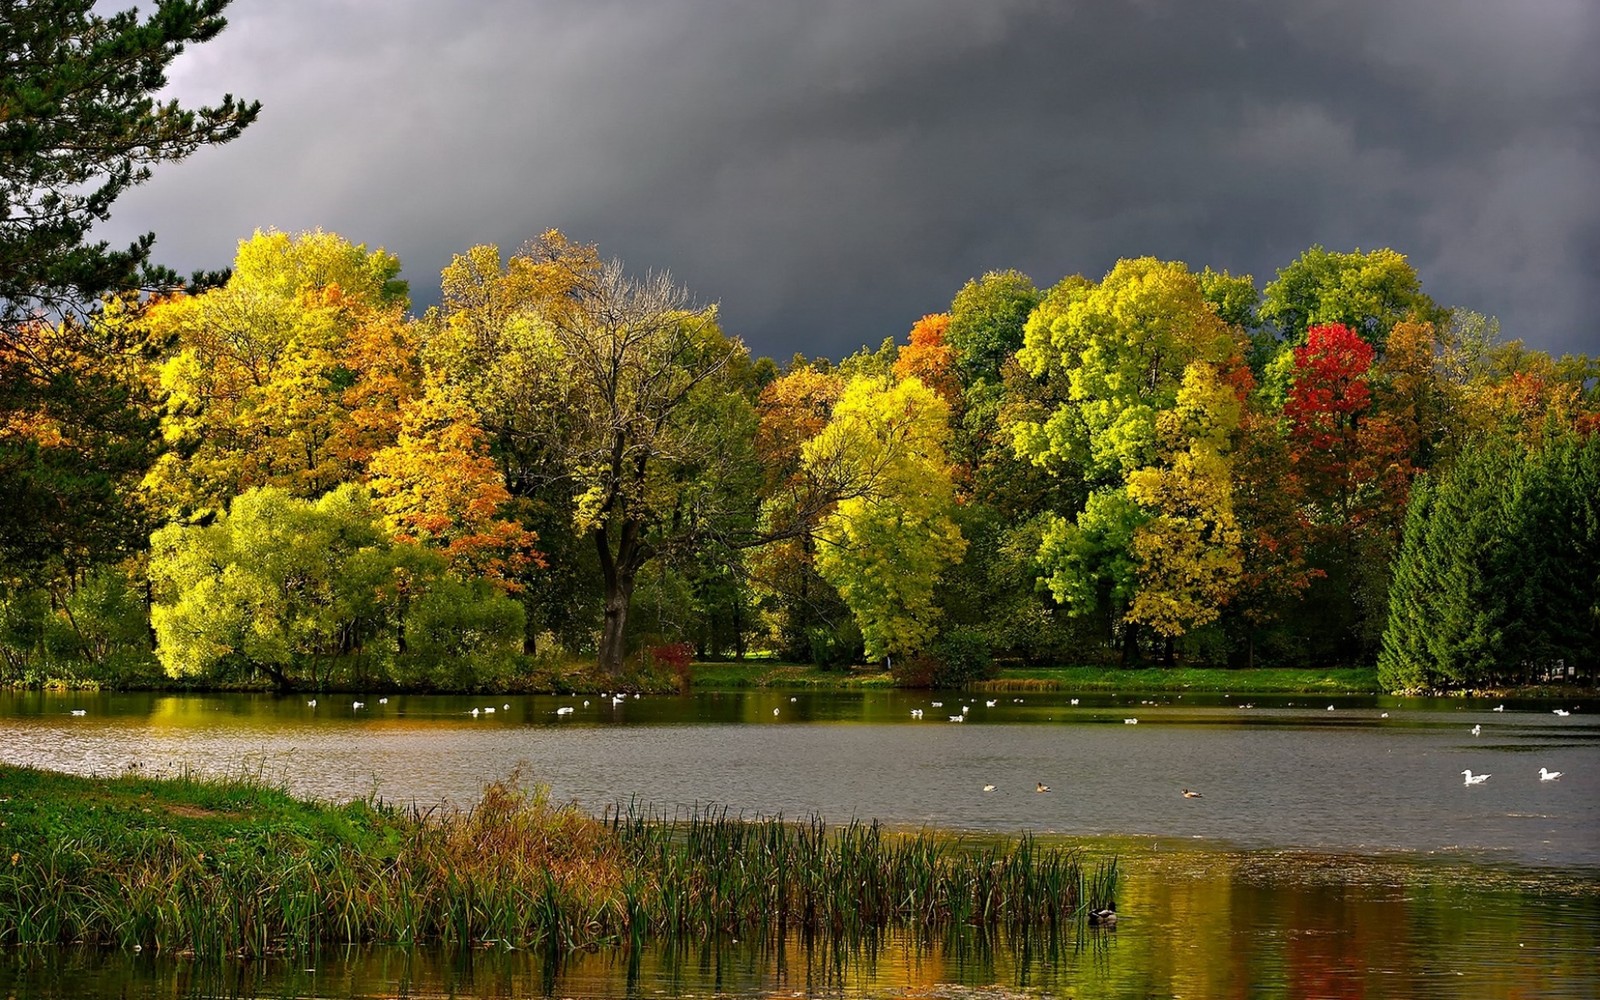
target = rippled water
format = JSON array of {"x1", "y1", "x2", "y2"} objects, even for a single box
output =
[
  {"x1": 4, "y1": 690, "x2": 1596, "y2": 865},
  {"x1": 3, "y1": 689, "x2": 1597, "y2": 998}
]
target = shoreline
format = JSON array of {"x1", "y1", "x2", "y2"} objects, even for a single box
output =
[
  {"x1": 0, "y1": 764, "x2": 1113, "y2": 955},
  {"x1": 5, "y1": 662, "x2": 1591, "y2": 698}
]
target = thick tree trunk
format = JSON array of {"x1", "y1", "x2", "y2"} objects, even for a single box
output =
[
  {"x1": 599, "y1": 583, "x2": 632, "y2": 675},
  {"x1": 596, "y1": 519, "x2": 643, "y2": 677},
  {"x1": 258, "y1": 660, "x2": 293, "y2": 693}
]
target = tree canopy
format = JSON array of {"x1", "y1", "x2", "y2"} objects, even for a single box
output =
[{"x1": 4, "y1": 217, "x2": 1596, "y2": 689}]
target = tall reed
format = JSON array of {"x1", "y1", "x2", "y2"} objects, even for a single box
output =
[{"x1": 0, "y1": 768, "x2": 1117, "y2": 956}]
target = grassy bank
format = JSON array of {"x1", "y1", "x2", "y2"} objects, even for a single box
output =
[
  {"x1": 0, "y1": 765, "x2": 1115, "y2": 955},
  {"x1": 689, "y1": 662, "x2": 1380, "y2": 694},
  {"x1": 686, "y1": 661, "x2": 897, "y2": 689},
  {"x1": 970, "y1": 666, "x2": 1380, "y2": 694}
]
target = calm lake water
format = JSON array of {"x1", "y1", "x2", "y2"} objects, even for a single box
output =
[{"x1": 3, "y1": 688, "x2": 1598, "y2": 998}]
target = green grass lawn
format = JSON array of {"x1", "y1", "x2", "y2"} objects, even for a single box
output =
[{"x1": 688, "y1": 661, "x2": 1379, "y2": 694}]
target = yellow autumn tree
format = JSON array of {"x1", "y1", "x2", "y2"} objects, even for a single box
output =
[
  {"x1": 1125, "y1": 361, "x2": 1245, "y2": 635},
  {"x1": 140, "y1": 230, "x2": 419, "y2": 520},
  {"x1": 803, "y1": 374, "x2": 966, "y2": 659}
]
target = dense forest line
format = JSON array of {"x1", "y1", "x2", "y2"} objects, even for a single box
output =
[
  {"x1": 3, "y1": 229, "x2": 1597, "y2": 693},
  {"x1": 4, "y1": 4, "x2": 1597, "y2": 695}
]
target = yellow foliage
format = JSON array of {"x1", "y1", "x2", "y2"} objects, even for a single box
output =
[{"x1": 805, "y1": 376, "x2": 966, "y2": 659}]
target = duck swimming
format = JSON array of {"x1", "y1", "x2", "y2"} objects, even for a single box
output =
[
  {"x1": 1182, "y1": 789, "x2": 1203, "y2": 798},
  {"x1": 1461, "y1": 769, "x2": 1489, "y2": 785},
  {"x1": 1088, "y1": 903, "x2": 1117, "y2": 926},
  {"x1": 1539, "y1": 767, "x2": 1563, "y2": 781},
  {"x1": 1036, "y1": 782, "x2": 1051, "y2": 793}
]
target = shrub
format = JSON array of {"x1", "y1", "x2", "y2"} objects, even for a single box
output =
[{"x1": 930, "y1": 627, "x2": 994, "y2": 688}]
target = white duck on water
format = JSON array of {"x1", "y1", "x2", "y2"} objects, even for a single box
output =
[
  {"x1": 1461, "y1": 769, "x2": 1490, "y2": 785},
  {"x1": 1539, "y1": 767, "x2": 1563, "y2": 781}
]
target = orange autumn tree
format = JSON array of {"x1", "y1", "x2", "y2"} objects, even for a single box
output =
[
  {"x1": 892, "y1": 313, "x2": 961, "y2": 407},
  {"x1": 367, "y1": 383, "x2": 542, "y2": 591}
]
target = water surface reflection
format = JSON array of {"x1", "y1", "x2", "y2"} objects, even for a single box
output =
[{"x1": 3, "y1": 845, "x2": 1594, "y2": 998}]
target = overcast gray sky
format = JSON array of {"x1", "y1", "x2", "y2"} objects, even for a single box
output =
[{"x1": 105, "y1": 0, "x2": 1600, "y2": 359}]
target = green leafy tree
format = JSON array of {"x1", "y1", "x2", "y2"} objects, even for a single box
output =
[
  {"x1": 946, "y1": 269, "x2": 1041, "y2": 389},
  {"x1": 1198, "y1": 267, "x2": 1260, "y2": 330},
  {"x1": 149, "y1": 484, "x2": 524, "y2": 689},
  {"x1": 148, "y1": 485, "x2": 389, "y2": 687},
  {"x1": 1260, "y1": 246, "x2": 1440, "y2": 347},
  {"x1": 944, "y1": 270, "x2": 1046, "y2": 508},
  {"x1": 747, "y1": 364, "x2": 848, "y2": 661},
  {"x1": 397, "y1": 575, "x2": 527, "y2": 688},
  {"x1": 1009, "y1": 258, "x2": 1246, "y2": 657}
]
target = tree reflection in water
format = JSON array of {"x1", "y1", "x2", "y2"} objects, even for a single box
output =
[{"x1": 3, "y1": 849, "x2": 1595, "y2": 999}]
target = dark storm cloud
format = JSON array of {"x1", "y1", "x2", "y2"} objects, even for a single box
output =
[{"x1": 105, "y1": 0, "x2": 1600, "y2": 358}]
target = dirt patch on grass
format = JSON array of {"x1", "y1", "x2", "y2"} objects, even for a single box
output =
[{"x1": 165, "y1": 803, "x2": 229, "y2": 819}]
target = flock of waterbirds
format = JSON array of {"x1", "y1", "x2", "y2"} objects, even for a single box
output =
[{"x1": 61, "y1": 694, "x2": 1577, "y2": 793}]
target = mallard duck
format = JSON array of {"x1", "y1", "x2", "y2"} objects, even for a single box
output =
[
  {"x1": 1036, "y1": 782, "x2": 1051, "y2": 793},
  {"x1": 1088, "y1": 903, "x2": 1117, "y2": 926},
  {"x1": 1182, "y1": 788, "x2": 1202, "y2": 798}
]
